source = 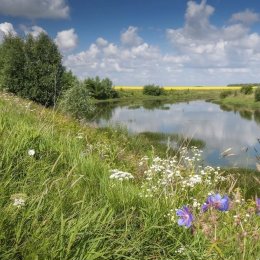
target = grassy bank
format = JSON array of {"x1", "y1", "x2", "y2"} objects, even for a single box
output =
[
  {"x1": 114, "y1": 86, "x2": 242, "y2": 91},
  {"x1": 108, "y1": 87, "x2": 260, "y2": 112},
  {"x1": 0, "y1": 92, "x2": 260, "y2": 259},
  {"x1": 214, "y1": 92, "x2": 260, "y2": 110},
  {"x1": 97, "y1": 89, "x2": 223, "y2": 104}
]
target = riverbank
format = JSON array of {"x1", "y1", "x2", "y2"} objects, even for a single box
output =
[
  {"x1": 0, "y1": 92, "x2": 260, "y2": 259},
  {"x1": 96, "y1": 89, "x2": 223, "y2": 104},
  {"x1": 112, "y1": 87, "x2": 260, "y2": 111},
  {"x1": 214, "y1": 92, "x2": 260, "y2": 110}
]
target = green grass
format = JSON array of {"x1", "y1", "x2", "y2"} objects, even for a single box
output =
[
  {"x1": 0, "y1": 92, "x2": 260, "y2": 260},
  {"x1": 214, "y1": 91, "x2": 260, "y2": 110},
  {"x1": 96, "y1": 89, "x2": 222, "y2": 104}
]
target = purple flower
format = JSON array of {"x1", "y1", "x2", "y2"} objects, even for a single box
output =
[
  {"x1": 176, "y1": 206, "x2": 194, "y2": 228},
  {"x1": 202, "y1": 194, "x2": 229, "y2": 212},
  {"x1": 256, "y1": 198, "x2": 260, "y2": 216}
]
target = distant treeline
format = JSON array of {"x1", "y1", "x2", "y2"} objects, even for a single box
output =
[{"x1": 227, "y1": 83, "x2": 260, "y2": 87}]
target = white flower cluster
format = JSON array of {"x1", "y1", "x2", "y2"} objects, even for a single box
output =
[
  {"x1": 11, "y1": 194, "x2": 27, "y2": 208},
  {"x1": 28, "y1": 149, "x2": 35, "y2": 156},
  {"x1": 139, "y1": 156, "x2": 149, "y2": 166},
  {"x1": 192, "y1": 198, "x2": 201, "y2": 209},
  {"x1": 175, "y1": 246, "x2": 185, "y2": 254},
  {"x1": 140, "y1": 147, "x2": 227, "y2": 198},
  {"x1": 13, "y1": 198, "x2": 25, "y2": 207},
  {"x1": 109, "y1": 169, "x2": 134, "y2": 181},
  {"x1": 178, "y1": 146, "x2": 204, "y2": 167}
]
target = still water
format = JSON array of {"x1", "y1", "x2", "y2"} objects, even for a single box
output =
[{"x1": 93, "y1": 100, "x2": 260, "y2": 169}]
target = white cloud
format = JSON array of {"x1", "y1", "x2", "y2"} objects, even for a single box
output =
[
  {"x1": 0, "y1": 0, "x2": 69, "y2": 19},
  {"x1": 0, "y1": 22, "x2": 16, "y2": 35},
  {"x1": 0, "y1": 22, "x2": 16, "y2": 41},
  {"x1": 166, "y1": 0, "x2": 260, "y2": 72},
  {"x1": 230, "y1": 9, "x2": 259, "y2": 25},
  {"x1": 63, "y1": 1, "x2": 260, "y2": 85},
  {"x1": 21, "y1": 25, "x2": 47, "y2": 38},
  {"x1": 96, "y1": 37, "x2": 108, "y2": 47},
  {"x1": 103, "y1": 43, "x2": 118, "y2": 56},
  {"x1": 120, "y1": 26, "x2": 143, "y2": 46},
  {"x1": 64, "y1": 31, "x2": 163, "y2": 83},
  {"x1": 55, "y1": 29, "x2": 78, "y2": 51}
]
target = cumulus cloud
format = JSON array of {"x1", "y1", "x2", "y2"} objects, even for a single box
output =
[
  {"x1": 120, "y1": 26, "x2": 143, "y2": 46},
  {"x1": 0, "y1": 0, "x2": 69, "y2": 19},
  {"x1": 96, "y1": 37, "x2": 108, "y2": 47},
  {"x1": 55, "y1": 29, "x2": 78, "y2": 51},
  {"x1": 0, "y1": 22, "x2": 16, "y2": 41},
  {"x1": 63, "y1": 1, "x2": 260, "y2": 85},
  {"x1": 230, "y1": 9, "x2": 259, "y2": 25},
  {"x1": 64, "y1": 26, "x2": 189, "y2": 85},
  {"x1": 20, "y1": 25, "x2": 47, "y2": 38},
  {"x1": 166, "y1": 0, "x2": 260, "y2": 72}
]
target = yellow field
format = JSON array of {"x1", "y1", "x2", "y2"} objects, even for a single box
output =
[{"x1": 114, "y1": 86, "x2": 243, "y2": 91}]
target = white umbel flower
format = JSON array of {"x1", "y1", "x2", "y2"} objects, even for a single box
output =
[
  {"x1": 28, "y1": 149, "x2": 35, "y2": 156},
  {"x1": 11, "y1": 193, "x2": 27, "y2": 208},
  {"x1": 109, "y1": 169, "x2": 134, "y2": 180},
  {"x1": 13, "y1": 198, "x2": 25, "y2": 208}
]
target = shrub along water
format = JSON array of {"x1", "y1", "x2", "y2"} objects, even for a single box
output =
[
  {"x1": 255, "y1": 87, "x2": 260, "y2": 102},
  {"x1": 240, "y1": 85, "x2": 253, "y2": 95},
  {"x1": 83, "y1": 76, "x2": 119, "y2": 100},
  {"x1": 219, "y1": 90, "x2": 232, "y2": 99},
  {"x1": 143, "y1": 84, "x2": 165, "y2": 96},
  {"x1": 58, "y1": 81, "x2": 96, "y2": 119}
]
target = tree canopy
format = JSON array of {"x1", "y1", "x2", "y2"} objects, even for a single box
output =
[{"x1": 0, "y1": 33, "x2": 64, "y2": 107}]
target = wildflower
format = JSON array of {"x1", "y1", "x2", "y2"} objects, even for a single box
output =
[
  {"x1": 28, "y1": 149, "x2": 35, "y2": 156},
  {"x1": 109, "y1": 169, "x2": 134, "y2": 180},
  {"x1": 256, "y1": 198, "x2": 260, "y2": 216},
  {"x1": 13, "y1": 198, "x2": 25, "y2": 208},
  {"x1": 176, "y1": 206, "x2": 194, "y2": 228},
  {"x1": 11, "y1": 194, "x2": 27, "y2": 208},
  {"x1": 202, "y1": 193, "x2": 229, "y2": 212}
]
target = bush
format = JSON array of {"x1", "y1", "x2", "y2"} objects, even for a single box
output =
[
  {"x1": 59, "y1": 82, "x2": 95, "y2": 119},
  {"x1": 240, "y1": 85, "x2": 253, "y2": 95},
  {"x1": 143, "y1": 84, "x2": 164, "y2": 96},
  {"x1": 84, "y1": 76, "x2": 118, "y2": 100},
  {"x1": 220, "y1": 90, "x2": 232, "y2": 99},
  {"x1": 255, "y1": 87, "x2": 260, "y2": 102}
]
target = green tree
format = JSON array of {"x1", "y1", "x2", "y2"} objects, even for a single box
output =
[
  {"x1": 143, "y1": 84, "x2": 164, "y2": 96},
  {"x1": 0, "y1": 33, "x2": 65, "y2": 107},
  {"x1": 22, "y1": 34, "x2": 37, "y2": 98},
  {"x1": 84, "y1": 76, "x2": 118, "y2": 99},
  {"x1": 23, "y1": 33, "x2": 64, "y2": 106},
  {"x1": 60, "y1": 70, "x2": 78, "y2": 94},
  {"x1": 0, "y1": 35, "x2": 25, "y2": 94},
  {"x1": 59, "y1": 82, "x2": 95, "y2": 119},
  {"x1": 255, "y1": 87, "x2": 260, "y2": 102},
  {"x1": 240, "y1": 85, "x2": 253, "y2": 95},
  {"x1": 0, "y1": 44, "x2": 4, "y2": 87}
]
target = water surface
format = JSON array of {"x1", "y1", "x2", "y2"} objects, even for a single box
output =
[{"x1": 93, "y1": 100, "x2": 260, "y2": 169}]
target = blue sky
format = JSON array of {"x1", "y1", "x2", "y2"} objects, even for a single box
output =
[{"x1": 1, "y1": 0, "x2": 260, "y2": 85}]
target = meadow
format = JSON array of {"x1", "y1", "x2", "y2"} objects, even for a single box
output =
[
  {"x1": 0, "y1": 92, "x2": 260, "y2": 260},
  {"x1": 114, "y1": 86, "x2": 243, "y2": 91}
]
